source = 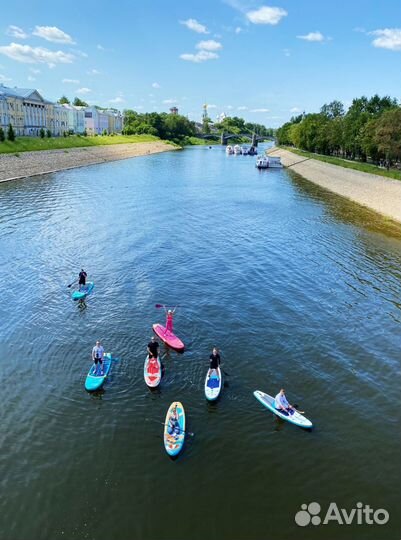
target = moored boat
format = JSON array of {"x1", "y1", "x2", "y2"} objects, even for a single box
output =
[
  {"x1": 256, "y1": 156, "x2": 269, "y2": 169},
  {"x1": 233, "y1": 144, "x2": 242, "y2": 155},
  {"x1": 226, "y1": 145, "x2": 233, "y2": 155}
]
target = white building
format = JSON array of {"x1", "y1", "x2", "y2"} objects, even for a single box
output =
[{"x1": 61, "y1": 104, "x2": 85, "y2": 134}]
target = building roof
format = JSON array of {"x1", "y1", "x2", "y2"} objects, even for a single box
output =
[{"x1": 0, "y1": 85, "x2": 45, "y2": 102}]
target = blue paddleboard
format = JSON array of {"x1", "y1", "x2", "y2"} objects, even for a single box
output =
[
  {"x1": 72, "y1": 282, "x2": 94, "y2": 301},
  {"x1": 85, "y1": 352, "x2": 112, "y2": 391}
]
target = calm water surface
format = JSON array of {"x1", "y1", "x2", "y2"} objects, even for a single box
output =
[{"x1": 0, "y1": 146, "x2": 400, "y2": 540}]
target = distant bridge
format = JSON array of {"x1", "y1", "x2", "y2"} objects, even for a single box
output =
[{"x1": 197, "y1": 132, "x2": 275, "y2": 146}]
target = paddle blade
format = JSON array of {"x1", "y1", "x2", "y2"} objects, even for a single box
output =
[{"x1": 155, "y1": 304, "x2": 164, "y2": 308}]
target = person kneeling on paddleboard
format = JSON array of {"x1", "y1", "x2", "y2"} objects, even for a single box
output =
[
  {"x1": 274, "y1": 389, "x2": 295, "y2": 416},
  {"x1": 78, "y1": 269, "x2": 87, "y2": 291},
  {"x1": 167, "y1": 406, "x2": 180, "y2": 437},
  {"x1": 92, "y1": 340, "x2": 104, "y2": 375},
  {"x1": 208, "y1": 347, "x2": 221, "y2": 377},
  {"x1": 147, "y1": 336, "x2": 159, "y2": 359}
]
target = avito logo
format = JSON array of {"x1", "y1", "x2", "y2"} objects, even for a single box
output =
[{"x1": 295, "y1": 502, "x2": 390, "y2": 527}]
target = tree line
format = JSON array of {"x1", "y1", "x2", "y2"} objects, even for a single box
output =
[
  {"x1": 122, "y1": 110, "x2": 196, "y2": 142},
  {"x1": 276, "y1": 95, "x2": 401, "y2": 164}
]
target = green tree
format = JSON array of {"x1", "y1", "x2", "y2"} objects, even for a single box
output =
[
  {"x1": 102, "y1": 128, "x2": 108, "y2": 136},
  {"x1": 0, "y1": 127, "x2": 5, "y2": 142},
  {"x1": 375, "y1": 107, "x2": 401, "y2": 160},
  {"x1": 73, "y1": 97, "x2": 88, "y2": 107},
  {"x1": 58, "y1": 95, "x2": 70, "y2": 104},
  {"x1": 7, "y1": 124, "x2": 15, "y2": 141},
  {"x1": 39, "y1": 128, "x2": 45, "y2": 138},
  {"x1": 320, "y1": 100, "x2": 345, "y2": 119},
  {"x1": 46, "y1": 129, "x2": 52, "y2": 138}
]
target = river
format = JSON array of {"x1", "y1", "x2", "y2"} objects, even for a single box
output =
[{"x1": 0, "y1": 145, "x2": 400, "y2": 540}]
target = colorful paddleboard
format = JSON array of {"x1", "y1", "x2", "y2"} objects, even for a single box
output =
[
  {"x1": 72, "y1": 282, "x2": 94, "y2": 301},
  {"x1": 164, "y1": 401, "x2": 185, "y2": 457},
  {"x1": 144, "y1": 355, "x2": 161, "y2": 388},
  {"x1": 152, "y1": 323, "x2": 184, "y2": 352},
  {"x1": 204, "y1": 367, "x2": 222, "y2": 401},
  {"x1": 253, "y1": 390, "x2": 313, "y2": 429},
  {"x1": 85, "y1": 352, "x2": 112, "y2": 392}
]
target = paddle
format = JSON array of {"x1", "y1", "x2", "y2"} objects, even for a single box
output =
[
  {"x1": 67, "y1": 279, "x2": 77, "y2": 288},
  {"x1": 147, "y1": 419, "x2": 194, "y2": 437},
  {"x1": 155, "y1": 304, "x2": 181, "y2": 309}
]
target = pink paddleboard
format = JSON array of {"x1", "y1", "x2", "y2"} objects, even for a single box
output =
[{"x1": 152, "y1": 323, "x2": 185, "y2": 352}]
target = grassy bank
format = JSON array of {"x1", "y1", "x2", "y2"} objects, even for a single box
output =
[
  {"x1": 0, "y1": 134, "x2": 160, "y2": 154},
  {"x1": 184, "y1": 136, "x2": 219, "y2": 146},
  {"x1": 281, "y1": 146, "x2": 401, "y2": 181}
]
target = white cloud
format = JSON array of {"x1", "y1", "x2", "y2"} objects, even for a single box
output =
[
  {"x1": 208, "y1": 104, "x2": 217, "y2": 109},
  {"x1": 290, "y1": 107, "x2": 301, "y2": 113},
  {"x1": 0, "y1": 73, "x2": 12, "y2": 82},
  {"x1": 250, "y1": 108, "x2": 270, "y2": 112},
  {"x1": 180, "y1": 18, "x2": 209, "y2": 34},
  {"x1": 163, "y1": 98, "x2": 178, "y2": 104},
  {"x1": 87, "y1": 68, "x2": 101, "y2": 75},
  {"x1": 133, "y1": 105, "x2": 144, "y2": 110},
  {"x1": 97, "y1": 44, "x2": 105, "y2": 50},
  {"x1": 76, "y1": 87, "x2": 92, "y2": 95},
  {"x1": 72, "y1": 49, "x2": 88, "y2": 58},
  {"x1": 33, "y1": 26, "x2": 75, "y2": 44},
  {"x1": 109, "y1": 96, "x2": 125, "y2": 104},
  {"x1": 27, "y1": 75, "x2": 35, "y2": 81},
  {"x1": 29, "y1": 67, "x2": 40, "y2": 74},
  {"x1": 62, "y1": 78, "x2": 80, "y2": 84},
  {"x1": 237, "y1": 106, "x2": 248, "y2": 110},
  {"x1": 180, "y1": 50, "x2": 219, "y2": 62},
  {"x1": 369, "y1": 28, "x2": 401, "y2": 51},
  {"x1": 152, "y1": 82, "x2": 160, "y2": 88},
  {"x1": 246, "y1": 6, "x2": 287, "y2": 25},
  {"x1": 0, "y1": 42, "x2": 74, "y2": 67},
  {"x1": 196, "y1": 39, "x2": 222, "y2": 51},
  {"x1": 235, "y1": 27, "x2": 242, "y2": 34},
  {"x1": 297, "y1": 31, "x2": 325, "y2": 42},
  {"x1": 283, "y1": 48, "x2": 291, "y2": 56},
  {"x1": 226, "y1": 105, "x2": 234, "y2": 109},
  {"x1": 6, "y1": 25, "x2": 29, "y2": 39}
]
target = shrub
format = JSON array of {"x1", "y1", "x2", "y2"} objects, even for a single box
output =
[
  {"x1": 0, "y1": 127, "x2": 5, "y2": 142},
  {"x1": 7, "y1": 124, "x2": 15, "y2": 141},
  {"x1": 46, "y1": 129, "x2": 52, "y2": 138},
  {"x1": 39, "y1": 128, "x2": 45, "y2": 138}
]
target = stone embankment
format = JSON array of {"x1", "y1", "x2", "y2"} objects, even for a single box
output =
[
  {"x1": 0, "y1": 141, "x2": 176, "y2": 183},
  {"x1": 268, "y1": 147, "x2": 401, "y2": 223}
]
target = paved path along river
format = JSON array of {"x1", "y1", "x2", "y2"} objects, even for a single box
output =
[{"x1": 0, "y1": 146, "x2": 400, "y2": 540}]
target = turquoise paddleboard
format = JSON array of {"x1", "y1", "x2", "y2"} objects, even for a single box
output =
[
  {"x1": 72, "y1": 282, "x2": 94, "y2": 301},
  {"x1": 253, "y1": 390, "x2": 313, "y2": 429},
  {"x1": 85, "y1": 352, "x2": 112, "y2": 391}
]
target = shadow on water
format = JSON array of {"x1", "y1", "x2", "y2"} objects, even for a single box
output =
[{"x1": 287, "y1": 169, "x2": 401, "y2": 239}]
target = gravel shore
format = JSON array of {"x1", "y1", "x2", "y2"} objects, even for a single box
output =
[
  {"x1": 268, "y1": 147, "x2": 401, "y2": 223},
  {"x1": 0, "y1": 141, "x2": 176, "y2": 183}
]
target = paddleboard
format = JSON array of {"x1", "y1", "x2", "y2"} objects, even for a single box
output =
[
  {"x1": 152, "y1": 323, "x2": 184, "y2": 352},
  {"x1": 204, "y1": 367, "x2": 222, "y2": 401},
  {"x1": 85, "y1": 352, "x2": 112, "y2": 392},
  {"x1": 72, "y1": 282, "x2": 94, "y2": 301},
  {"x1": 164, "y1": 401, "x2": 185, "y2": 457},
  {"x1": 253, "y1": 390, "x2": 313, "y2": 429},
  {"x1": 144, "y1": 355, "x2": 161, "y2": 388}
]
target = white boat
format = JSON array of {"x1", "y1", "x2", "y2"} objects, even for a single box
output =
[
  {"x1": 226, "y1": 145, "x2": 233, "y2": 155},
  {"x1": 241, "y1": 146, "x2": 249, "y2": 155},
  {"x1": 266, "y1": 155, "x2": 283, "y2": 168},
  {"x1": 256, "y1": 156, "x2": 269, "y2": 169},
  {"x1": 233, "y1": 145, "x2": 242, "y2": 155}
]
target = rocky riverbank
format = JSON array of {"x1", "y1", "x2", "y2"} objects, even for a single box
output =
[
  {"x1": 268, "y1": 147, "x2": 401, "y2": 223},
  {"x1": 0, "y1": 141, "x2": 176, "y2": 183}
]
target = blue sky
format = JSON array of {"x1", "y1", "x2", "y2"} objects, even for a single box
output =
[{"x1": 0, "y1": 0, "x2": 400, "y2": 127}]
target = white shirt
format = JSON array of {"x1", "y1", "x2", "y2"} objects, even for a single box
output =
[
  {"x1": 274, "y1": 392, "x2": 289, "y2": 410},
  {"x1": 92, "y1": 345, "x2": 104, "y2": 360}
]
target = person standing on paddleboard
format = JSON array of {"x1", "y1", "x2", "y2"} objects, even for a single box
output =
[
  {"x1": 78, "y1": 269, "x2": 87, "y2": 291},
  {"x1": 164, "y1": 307, "x2": 176, "y2": 333},
  {"x1": 92, "y1": 340, "x2": 104, "y2": 375},
  {"x1": 274, "y1": 389, "x2": 294, "y2": 415},
  {"x1": 208, "y1": 347, "x2": 221, "y2": 377},
  {"x1": 147, "y1": 336, "x2": 159, "y2": 359}
]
